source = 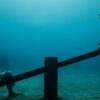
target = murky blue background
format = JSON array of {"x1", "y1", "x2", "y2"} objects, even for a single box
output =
[{"x1": 0, "y1": 0, "x2": 100, "y2": 77}]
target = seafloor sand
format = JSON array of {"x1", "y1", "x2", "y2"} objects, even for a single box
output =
[{"x1": 0, "y1": 74, "x2": 100, "y2": 100}]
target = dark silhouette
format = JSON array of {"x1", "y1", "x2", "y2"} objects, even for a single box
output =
[
  {"x1": 0, "y1": 71, "x2": 21, "y2": 98},
  {"x1": 44, "y1": 57, "x2": 58, "y2": 100},
  {"x1": 99, "y1": 43, "x2": 100, "y2": 49},
  {"x1": 0, "y1": 54, "x2": 21, "y2": 98}
]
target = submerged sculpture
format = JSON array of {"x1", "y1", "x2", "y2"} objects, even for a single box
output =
[
  {"x1": 99, "y1": 43, "x2": 100, "y2": 49},
  {"x1": 0, "y1": 71, "x2": 21, "y2": 98},
  {"x1": 0, "y1": 54, "x2": 21, "y2": 98}
]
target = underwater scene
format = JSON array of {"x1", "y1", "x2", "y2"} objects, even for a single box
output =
[{"x1": 0, "y1": 0, "x2": 100, "y2": 100}]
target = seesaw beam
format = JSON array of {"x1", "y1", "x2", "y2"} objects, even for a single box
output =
[{"x1": 0, "y1": 49, "x2": 100, "y2": 87}]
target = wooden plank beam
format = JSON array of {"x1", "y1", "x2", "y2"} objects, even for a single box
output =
[{"x1": 0, "y1": 49, "x2": 100, "y2": 87}]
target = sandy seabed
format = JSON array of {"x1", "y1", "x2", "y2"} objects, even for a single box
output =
[{"x1": 0, "y1": 75, "x2": 100, "y2": 100}]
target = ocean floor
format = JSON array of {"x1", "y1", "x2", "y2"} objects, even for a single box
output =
[{"x1": 0, "y1": 74, "x2": 100, "y2": 100}]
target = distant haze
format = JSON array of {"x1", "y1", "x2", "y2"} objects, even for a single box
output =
[{"x1": 0, "y1": 0, "x2": 100, "y2": 74}]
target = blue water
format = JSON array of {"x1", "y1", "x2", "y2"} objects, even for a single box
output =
[
  {"x1": 0, "y1": 0, "x2": 100, "y2": 99},
  {"x1": 0, "y1": 0, "x2": 100, "y2": 78},
  {"x1": 0, "y1": 0, "x2": 100, "y2": 74}
]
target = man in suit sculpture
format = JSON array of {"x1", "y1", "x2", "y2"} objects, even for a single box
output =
[{"x1": 99, "y1": 43, "x2": 100, "y2": 49}]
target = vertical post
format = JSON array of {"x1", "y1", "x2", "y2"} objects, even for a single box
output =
[{"x1": 44, "y1": 57, "x2": 58, "y2": 100}]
